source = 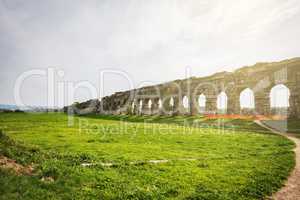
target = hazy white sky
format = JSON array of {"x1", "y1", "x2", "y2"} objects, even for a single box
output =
[{"x1": 0, "y1": 0, "x2": 300, "y2": 107}]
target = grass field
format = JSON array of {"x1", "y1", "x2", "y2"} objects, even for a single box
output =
[{"x1": 0, "y1": 113, "x2": 296, "y2": 200}]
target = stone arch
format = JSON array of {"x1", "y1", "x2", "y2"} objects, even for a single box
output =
[
  {"x1": 270, "y1": 84, "x2": 290, "y2": 108},
  {"x1": 182, "y1": 96, "x2": 189, "y2": 109},
  {"x1": 198, "y1": 94, "x2": 206, "y2": 113},
  {"x1": 240, "y1": 88, "x2": 255, "y2": 109},
  {"x1": 217, "y1": 92, "x2": 228, "y2": 113}
]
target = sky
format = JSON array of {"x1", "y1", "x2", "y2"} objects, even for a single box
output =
[{"x1": 0, "y1": 0, "x2": 300, "y2": 107}]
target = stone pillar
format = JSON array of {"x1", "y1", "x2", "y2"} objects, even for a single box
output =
[
  {"x1": 161, "y1": 97, "x2": 169, "y2": 115},
  {"x1": 190, "y1": 96, "x2": 198, "y2": 115},
  {"x1": 171, "y1": 97, "x2": 179, "y2": 115},
  {"x1": 227, "y1": 93, "x2": 240, "y2": 115},
  {"x1": 289, "y1": 88, "x2": 300, "y2": 119},
  {"x1": 150, "y1": 98, "x2": 159, "y2": 115},
  {"x1": 149, "y1": 99, "x2": 154, "y2": 115},
  {"x1": 141, "y1": 99, "x2": 149, "y2": 115},
  {"x1": 297, "y1": 96, "x2": 300, "y2": 119},
  {"x1": 151, "y1": 99, "x2": 158, "y2": 115},
  {"x1": 255, "y1": 91, "x2": 270, "y2": 116},
  {"x1": 131, "y1": 100, "x2": 137, "y2": 115},
  {"x1": 205, "y1": 96, "x2": 217, "y2": 114},
  {"x1": 125, "y1": 103, "x2": 131, "y2": 115}
]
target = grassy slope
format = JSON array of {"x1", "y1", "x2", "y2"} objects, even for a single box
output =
[
  {"x1": 287, "y1": 119, "x2": 300, "y2": 134},
  {"x1": 0, "y1": 113, "x2": 295, "y2": 200}
]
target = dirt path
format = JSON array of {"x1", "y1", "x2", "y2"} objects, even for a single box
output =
[{"x1": 255, "y1": 120, "x2": 300, "y2": 200}]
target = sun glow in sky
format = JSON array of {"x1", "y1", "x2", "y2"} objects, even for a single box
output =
[{"x1": 0, "y1": 0, "x2": 300, "y2": 107}]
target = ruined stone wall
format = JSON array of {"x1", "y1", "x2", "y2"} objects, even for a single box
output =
[{"x1": 67, "y1": 58, "x2": 300, "y2": 118}]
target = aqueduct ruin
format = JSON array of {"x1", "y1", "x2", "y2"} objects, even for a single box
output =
[{"x1": 66, "y1": 58, "x2": 300, "y2": 118}]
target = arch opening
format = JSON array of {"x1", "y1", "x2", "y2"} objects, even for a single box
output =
[
  {"x1": 270, "y1": 84, "x2": 290, "y2": 108},
  {"x1": 170, "y1": 97, "x2": 174, "y2": 108},
  {"x1": 139, "y1": 100, "x2": 143, "y2": 113},
  {"x1": 270, "y1": 84, "x2": 290, "y2": 116},
  {"x1": 182, "y1": 96, "x2": 189, "y2": 109},
  {"x1": 217, "y1": 92, "x2": 228, "y2": 113},
  {"x1": 148, "y1": 99, "x2": 152, "y2": 109},
  {"x1": 240, "y1": 88, "x2": 255, "y2": 109},
  {"x1": 198, "y1": 94, "x2": 206, "y2": 113},
  {"x1": 158, "y1": 99, "x2": 162, "y2": 109}
]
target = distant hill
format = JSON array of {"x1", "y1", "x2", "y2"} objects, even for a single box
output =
[
  {"x1": 0, "y1": 104, "x2": 62, "y2": 112},
  {"x1": 0, "y1": 104, "x2": 22, "y2": 110}
]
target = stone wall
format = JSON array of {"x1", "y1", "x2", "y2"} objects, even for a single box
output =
[{"x1": 66, "y1": 58, "x2": 300, "y2": 118}]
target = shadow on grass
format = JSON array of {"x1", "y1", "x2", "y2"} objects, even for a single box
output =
[
  {"x1": 79, "y1": 114, "x2": 273, "y2": 134},
  {"x1": 262, "y1": 119, "x2": 300, "y2": 135}
]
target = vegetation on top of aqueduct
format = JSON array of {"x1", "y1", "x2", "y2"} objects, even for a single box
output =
[{"x1": 0, "y1": 112, "x2": 296, "y2": 200}]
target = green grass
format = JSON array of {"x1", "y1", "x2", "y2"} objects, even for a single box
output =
[{"x1": 0, "y1": 113, "x2": 296, "y2": 200}]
